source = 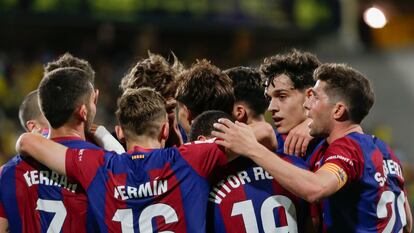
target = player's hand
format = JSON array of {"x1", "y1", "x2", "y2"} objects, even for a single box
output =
[
  {"x1": 249, "y1": 122, "x2": 277, "y2": 151},
  {"x1": 284, "y1": 118, "x2": 313, "y2": 156},
  {"x1": 212, "y1": 118, "x2": 261, "y2": 157}
]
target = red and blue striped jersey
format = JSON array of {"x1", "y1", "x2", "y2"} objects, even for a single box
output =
[
  {"x1": 207, "y1": 154, "x2": 310, "y2": 233},
  {"x1": 64, "y1": 139, "x2": 227, "y2": 232},
  {"x1": 312, "y1": 132, "x2": 407, "y2": 233},
  {"x1": 0, "y1": 137, "x2": 99, "y2": 233},
  {"x1": 274, "y1": 129, "x2": 324, "y2": 165}
]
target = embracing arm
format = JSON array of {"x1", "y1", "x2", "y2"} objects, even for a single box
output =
[
  {"x1": 249, "y1": 121, "x2": 277, "y2": 152},
  {"x1": 16, "y1": 133, "x2": 67, "y2": 175},
  {"x1": 93, "y1": 125, "x2": 126, "y2": 153},
  {"x1": 244, "y1": 143, "x2": 338, "y2": 202},
  {"x1": 213, "y1": 119, "x2": 339, "y2": 203}
]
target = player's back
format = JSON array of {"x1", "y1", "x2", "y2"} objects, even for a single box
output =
[
  {"x1": 0, "y1": 137, "x2": 99, "y2": 233},
  {"x1": 314, "y1": 132, "x2": 407, "y2": 233},
  {"x1": 207, "y1": 154, "x2": 310, "y2": 233},
  {"x1": 64, "y1": 139, "x2": 227, "y2": 232}
]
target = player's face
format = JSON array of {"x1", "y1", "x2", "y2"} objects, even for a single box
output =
[
  {"x1": 304, "y1": 80, "x2": 334, "y2": 138},
  {"x1": 266, "y1": 74, "x2": 307, "y2": 134}
]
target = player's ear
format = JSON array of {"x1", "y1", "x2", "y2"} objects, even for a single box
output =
[
  {"x1": 115, "y1": 125, "x2": 126, "y2": 143},
  {"x1": 197, "y1": 135, "x2": 207, "y2": 141},
  {"x1": 160, "y1": 115, "x2": 170, "y2": 141},
  {"x1": 233, "y1": 104, "x2": 247, "y2": 123},
  {"x1": 26, "y1": 120, "x2": 36, "y2": 132},
  {"x1": 333, "y1": 102, "x2": 347, "y2": 120},
  {"x1": 78, "y1": 104, "x2": 88, "y2": 122}
]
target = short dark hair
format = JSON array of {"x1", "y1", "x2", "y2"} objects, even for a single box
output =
[
  {"x1": 189, "y1": 110, "x2": 234, "y2": 141},
  {"x1": 116, "y1": 88, "x2": 167, "y2": 139},
  {"x1": 18, "y1": 90, "x2": 43, "y2": 131},
  {"x1": 175, "y1": 59, "x2": 234, "y2": 118},
  {"x1": 314, "y1": 63, "x2": 375, "y2": 124},
  {"x1": 44, "y1": 53, "x2": 95, "y2": 84},
  {"x1": 261, "y1": 49, "x2": 321, "y2": 90},
  {"x1": 120, "y1": 52, "x2": 182, "y2": 99},
  {"x1": 38, "y1": 67, "x2": 94, "y2": 128},
  {"x1": 225, "y1": 66, "x2": 268, "y2": 116}
]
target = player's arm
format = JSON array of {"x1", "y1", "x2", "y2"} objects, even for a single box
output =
[
  {"x1": 16, "y1": 133, "x2": 67, "y2": 175},
  {"x1": 404, "y1": 194, "x2": 413, "y2": 233},
  {"x1": 93, "y1": 125, "x2": 126, "y2": 153},
  {"x1": 249, "y1": 121, "x2": 277, "y2": 152},
  {"x1": 212, "y1": 119, "x2": 343, "y2": 203},
  {"x1": 0, "y1": 217, "x2": 9, "y2": 233}
]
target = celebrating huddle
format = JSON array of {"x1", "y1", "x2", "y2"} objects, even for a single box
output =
[{"x1": 0, "y1": 50, "x2": 411, "y2": 233}]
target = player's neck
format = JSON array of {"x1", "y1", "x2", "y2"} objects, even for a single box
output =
[
  {"x1": 327, "y1": 122, "x2": 363, "y2": 144},
  {"x1": 126, "y1": 137, "x2": 162, "y2": 151},
  {"x1": 49, "y1": 125, "x2": 86, "y2": 140}
]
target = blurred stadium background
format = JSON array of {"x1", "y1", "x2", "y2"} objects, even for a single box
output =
[{"x1": 1, "y1": 0, "x2": 414, "y2": 216}]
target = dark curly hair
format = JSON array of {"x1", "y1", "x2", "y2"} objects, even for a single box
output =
[
  {"x1": 260, "y1": 49, "x2": 321, "y2": 90},
  {"x1": 224, "y1": 66, "x2": 268, "y2": 116}
]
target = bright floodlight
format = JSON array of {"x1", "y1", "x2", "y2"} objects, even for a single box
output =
[{"x1": 363, "y1": 7, "x2": 387, "y2": 29}]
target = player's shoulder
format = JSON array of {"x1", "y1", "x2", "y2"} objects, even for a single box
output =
[
  {"x1": 180, "y1": 138, "x2": 218, "y2": 150},
  {"x1": 60, "y1": 139, "x2": 102, "y2": 150},
  {"x1": 0, "y1": 155, "x2": 26, "y2": 186},
  {"x1": 329, "y1": 134, "x2": 363, "y2": 152},
  {"x1": 0, "y1": 155, "x2": 24, "y2": 175}
]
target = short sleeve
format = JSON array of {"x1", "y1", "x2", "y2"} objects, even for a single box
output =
[
  {"x1": 320, "y1": 138, "x2": 364, "y2": 185},
  {"x1": 179, "y1": 139, "x2": 228, "y2": 178},
  {"x1": 65, "y1": 148, "x2": 107, "y2": 189}
]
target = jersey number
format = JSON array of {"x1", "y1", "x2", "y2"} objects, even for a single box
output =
[
  {"x1": 36, "y1": 199, "x2": 67, "y2": 232},
  {"x1": 112, "y1": 203, "x2": 178, "y2": 233},
  {"x1": 231, "y1": 195, "x2": 298, "y2": 233},
  {"x1": 377, "y1": 191, "x2": 407, "y2": 233}
]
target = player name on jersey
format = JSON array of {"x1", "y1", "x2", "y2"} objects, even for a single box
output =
[
  {"x1": 23, "y1": 170, "x2": 78, "y2": 193},
  {"x1": 375, "y1": 159, "x2": 404, "y2": 187},
  {"x1": 114, "y1": 180, "x2": 168, "y2": 200},
  {"x1": 209, "y1": 167, "x2": 273, "y2": 204}
]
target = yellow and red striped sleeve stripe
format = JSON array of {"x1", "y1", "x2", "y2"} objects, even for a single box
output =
[{"x1": 320, "y1": 162, "x2": 348, "y2": 190}]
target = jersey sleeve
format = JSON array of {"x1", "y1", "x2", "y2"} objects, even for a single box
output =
[
  {"x1": 319, "y1": 137, "x2": 364, "y2": 185},
  {"x1": 179, "y1": 139, "x2": 228, "y2": 178},
  {"x1": 65, "y1": 148, "x2": 107, "y2": 189}
]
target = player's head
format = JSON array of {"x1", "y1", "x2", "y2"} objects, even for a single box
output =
[
  {"x1": 224, "y1": 66, "x2": 268, "y2": 123},
  {"x1": 38, "y1": 67, "x2": 96, "y2": 132},
  {"x1": 116, "y1": 88, "x2": 168, "y2": 143},
  {"x1": 120, "y1": 52, "x2": 182, "y2": 121},
  {"x1": 18, "y1": 90, "x2": 49, "y2": 133},
  {"x1": 261, "y1": 49, "x2": 321, "y2": 134},
  {"x1": 304, "y1": 63, "x2": 375, "y2": 137},
  {"x1": 175, "y1": 59, "x2": 234, "y2": 122},
  {"x1": 189, "y1": 110, "x2": 234, "y2": 141},
  {"x1": 44, "y1": 52, "x2": 95, "y2": 85}
]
